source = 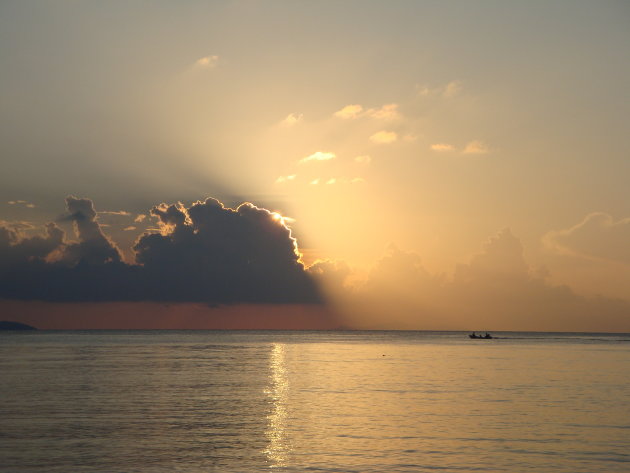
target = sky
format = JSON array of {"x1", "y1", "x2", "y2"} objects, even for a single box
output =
[{"x1": 1, "y1": 1, "x2": 629, "y2": 330}]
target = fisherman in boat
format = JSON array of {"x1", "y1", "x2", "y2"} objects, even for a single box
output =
[{"x1": 469, "y1": 332, "x2": 492, "y2": 339}]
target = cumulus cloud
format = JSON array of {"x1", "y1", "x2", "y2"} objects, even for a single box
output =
[
  {"x1": 299, "y1": 151, "x2": 336, "y2": 164},
  {"x1": 334, "y1": 103, "x2": 400, "y2": 120},
  {"x1": 354, "y1": 155, "x2": 372, "y2": 164},
  {"x1": 132, "y1": 198, "x2": 321, "y2": 303},
  {"x1": 366, "y1": 244, "x2": 433, "y2": 291},
  {"x1": 308, "y1": 259, "x2": 352, "y2": 289},
  {"x1": 441, "y1": 228, "x2": 629, "y2": 330},
  {"x1": 0, "y1": 197, "x2": 323, "y2": 305},
  {"x1": 365, "y1": 103, "x2": 401, "y2": 120},
  {"x1": 416, "y1": 80, "x2": 463, "y2": 98},
  {"x1": 0, "y1": 220, "x2": 35, "y2": 232},
  {"x1": 275, "y1": 174, "x2": 297, "y2": 184},
  {"x1": 336, "y1": 229, "x2": 630, "y2": 331},
  {"x1": 134, "y1": 214, "x2": 147, "y2": 223},
  {"x1": 0, "y1": 222, "x2": 64, "y2": 267},
  {"x1": 369, "y1": 130, "x2": 398, "y2": 144},
  {"x1": 334, "y1": 104, "x2": 364, "y2": 119},
  {"x1": 61, "y1": 196, "x2": 122, "y2": 266},
  {"x1": 194, "y1": 55, "x2": 219, "y2": 68},
  {"x1": 442, "y1": 80, "x2": 463, "y2": 98},
  {"x1": 543, "y1": 213, "x2": 630, "y2": 264},
  {"x1": 463, "y1": 140, "x2": 489, "y2": 154},
  {"x1": 8, "y1": 200, "x2": 35, "y2": 208},
  {"x1": 454, "y1": 228, "x2": 530, "y2": 282},
  {"x1": 280, "y1": 113, "x2": 303, "y2": 127},
  {"x1": 431, "y1": 143, "x2": 455, "y2": 152}
]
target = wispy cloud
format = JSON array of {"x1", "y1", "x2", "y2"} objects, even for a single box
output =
[
  {"x1": 365, "y1": 103, "x2": 401, "y2": 120},
  {"x1": 275, "y1": 175, "x2": 297, "y2": 184},
  {"x1": 8, "y1": 200, "x2": 35, "y2": 208},
  {"x1": 123, "y1": 226, "x2": 137, "y2": 231},
  {"x1": 280, "y1": 113, "x2": 303, "y2": 127},
  {"x1": 543, "y1": 213, "x2": 630, "y2": 264},
  {"x1": 310, "y1": 177, "x2": 365, "y2": 185},
  {"x1": 98, "y1": 210, "x2": 131, "y2": 216},
  {"x1": 370, "y1": 131, "x2": 398, "y2": 144},
  {"x1": 354, "y1": 155, "x2": 372, "y2": 165},
  {"x1": 442, "y1": 80, "x2": 463, "y2": 98},
  {"x1": 0, "y1": 220, "x2": 34, "y2": 231},
  {"x1": 299, "y1": 151, "x2": 336, "y2": 164},
  {"x1": 463, "y1": 140, "x2": 489, "y2": 154},
  {"x1": 334, "y1": 103, "x2": 400, "y2": 120},
  {"x1": 416, "y1": 85, "x2": 431, "y2": 97},
  {"x1": 334, "y1": 104, "x2": 364, "y2": 119},
  {"x1": 416, "y1": 80, "x2": 463, "y2": 98},
  {"x1": 134, "y1": 214, "x2": 146, "y2": 223},
  {"x1": 430, "y1": 143, "x2": 455, "y2": 152},
  {"x1": 194, "y1": 55, "x2": 219, "y2": 69}
]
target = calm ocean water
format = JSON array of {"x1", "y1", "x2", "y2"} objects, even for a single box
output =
[{"x1": 1, "y1": 330, "x2": 629, "y2": 472}]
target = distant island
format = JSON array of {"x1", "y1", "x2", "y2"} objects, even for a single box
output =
[{"x1": 0, "y1": 321, "x2": 37, "y2": 331}]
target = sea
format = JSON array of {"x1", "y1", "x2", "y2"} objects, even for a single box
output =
[{"x1": 1, "y1": 330, "x2": 629, "y2": 473}]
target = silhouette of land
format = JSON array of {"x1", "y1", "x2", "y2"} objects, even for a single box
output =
[{"x1": 0, "y1": 321, "x2": 37, "y2": 330}]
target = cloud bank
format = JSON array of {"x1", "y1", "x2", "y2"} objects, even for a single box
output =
[
  {"x1": 322, "y1": 229, "x2": 630, "y2": 331},
  {"x1": 0, "y1": 196, "x2": 322, "y2": 304}
]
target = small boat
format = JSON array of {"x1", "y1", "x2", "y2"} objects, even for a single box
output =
[{"x1": 469, "y1": 332, "x2": 493, "y2": 339}]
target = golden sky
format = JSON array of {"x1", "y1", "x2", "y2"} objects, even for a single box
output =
[{"x1": 1, "y1": 1, "x2": 629, "y2": 330}]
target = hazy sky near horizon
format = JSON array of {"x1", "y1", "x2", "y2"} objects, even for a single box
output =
[{"x1": 1, "y1": 1, "x2": 629, "y2": 330}]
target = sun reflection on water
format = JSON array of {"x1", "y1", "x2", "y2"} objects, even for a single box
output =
[{"x1": 264, "y1": 343, "x2": 290, "y2": 467}]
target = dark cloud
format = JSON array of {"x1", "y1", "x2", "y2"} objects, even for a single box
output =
[
  {"x1": 0, "y1": 222, "x2": 64, "y2": 266},
  {"x1": 0, "y1": 196, "x2": 323, "y2": 304},
  {"x1": 60, "y1": 196, "x2": 123, "y2": 266},
  {"x1": 132, "y1": 198, "x2": 321, "y2": 303}
]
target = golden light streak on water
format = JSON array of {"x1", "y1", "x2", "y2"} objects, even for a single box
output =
[{"x1": 264, "y1": 343, "x2": 291, "y2": 467}]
